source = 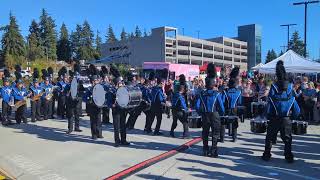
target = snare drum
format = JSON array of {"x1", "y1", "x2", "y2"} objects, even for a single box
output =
[
  {"x1": 220, "y1": 115, "x2": 238, "y2": 136},
  {"x1": 251, "y1": 101, "x2": 267, "y2": 118},
  {"x1": 292, "y1": 120, "x2": 308, "y2": 135},
  {"x1": 92, "y1": 84, "x2": 108, "y2": 107},
  {"x1": 116, "y1": 86, "x2": 142, "y2": 109},
  {"x1": 250, "y1": 120, "x2": 268, "y2": 133},
  {"x1": 187, "y1": 110, "x2": 202, "y2": 128}
]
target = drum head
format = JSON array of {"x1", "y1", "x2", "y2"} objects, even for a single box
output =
[
  {"x1": 71, "y1": 78, "x2": 78, "y2": 99},
  {"x1": 93, "y1": 84, "x2": 106, "y2": 107},
  {"x1": 116, "y1": 87, "x2": 129, "y2": 108}
]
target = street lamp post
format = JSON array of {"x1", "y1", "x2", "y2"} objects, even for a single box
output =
[
  {"x1": 280, "y1": 24, "x2": 297, "y2": 50},
  {"x1": 293, "y1": 0, "x2": 319, "y2": 57}
]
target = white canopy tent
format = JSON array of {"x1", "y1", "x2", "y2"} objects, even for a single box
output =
[
  {"x1": 251, "y1": 63, "x2": 264, "y2": 70},
  {"x1": 257, "y1": 50, "x2": 320, "y2": 74}
]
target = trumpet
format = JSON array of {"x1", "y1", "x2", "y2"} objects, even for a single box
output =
[{"x1": 44, "y1": 86, "x2": 59, "y2": 101}]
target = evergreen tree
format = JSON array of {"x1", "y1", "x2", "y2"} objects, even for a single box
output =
[
  {"x1": 80, "y1": 20, "x2": 95, "y2": 60},
  {"x1": 0, "y1": 12, "x2": 25, "y2": 66},
  {"x1": 288, "y1": 31, "x2": 305, "y2": 57},
  {"x1": 106, "y1": 24, "x2": 117, "y2": 43},
  {"x1": 135, "y1": 26, "x2": 142, "y2": 38},
  {"x1": 265, "y1": 49, "x2": 277, "y2": 63},
  {"x1": 57, "y1": 23, "x2": 71, "y2": 62},
  {"x1": 129, "y1": 32, "x2": 135, "y2": 40},
  {"x1": 27, "y1": 19, "x2": 43, "y2": 61},
  {"x1": 70, "y1": 24, "x2": 82, "y2": 60},
  {"x1": 120, "y1": 27, "x2": 127, "y2": 41},
  {"x1": 94, "y1": 30, "x2": 102, "y2": 59},
  {"x1": 143, "y1": 29, "x2": 148, "y2": 37},
  {"x1": 279, "y1": 50, "x2": 284, "y2": 57},
  {"x1": 39, "y1": 9, "x2": 57, "y2": 60}
]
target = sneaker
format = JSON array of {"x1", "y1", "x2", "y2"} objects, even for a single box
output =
[
  {"x1": 74, "y1": 129, "x2": 82, "y2": 132},
  {"x1": 121, "y1": 141, "x2": 130, "y2": 146},
  {"x1": 261, "y1": 153, "x2": 271, "y2": 161},
  {"x1": 153, "y1": 131, "x2": 163, "y2": 136}
]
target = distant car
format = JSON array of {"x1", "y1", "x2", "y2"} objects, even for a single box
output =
[{"x1": 21, "y1": 70, "x2": 32, "y2": 78}]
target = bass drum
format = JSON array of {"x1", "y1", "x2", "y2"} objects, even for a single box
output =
[
  {"x1": 116, "y1": 86, "x2": 142, "y2": 109},
  {"x1": 92, "y1": 84, "x2": 107, "y2": 107},
  {"x1": 70, "y1": 77, "x2": 78, "y2": 99}
]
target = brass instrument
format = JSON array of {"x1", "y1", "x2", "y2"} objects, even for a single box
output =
[
  {"x1": 31, "y1": 92, "x2": 45, "y2": 101},
  {"x1": 13, "y1": 99, "x2": 27, "y2": 110},
  {"x1": 44, "y1": 86, "x2": 59, "y2": 101}
]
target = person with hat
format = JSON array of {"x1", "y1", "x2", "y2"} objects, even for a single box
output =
[
  {"x1": 57, "y1": 67, "x2": 69, "y2": 119},
  {"x1": 195, "y1": 62, "x2": 225, "y2": 157},
  {"x1": 29, "y1": 68, "x2": 44, "y2": 122},
  {"x1": 0, "y1": 69, "x2": 14, "y2": 125},
  {"x1": 146, "y1": 77, "x2": 166, "y2": 135},
  {"x1": 65, "y1": 66, "x2": 84, "y2": 134},
  {"x1": 12, "y1": 67, "x2": 30, "y2": 124},
  {"x1": 41, "y1": 69, "x2": 55, "y2": 120},
  {"x1": 47, "y1": 66, "x2": 57, "y2": 117},
  {"x1": 83, "y1": 64, "x2": 103, "y2": 139},
  {"x1": 170, "y1": 76, "x2": 190, "y2": 138},
  {"x1": 262, "y1": 60, "x2": 300, "y2": 163}
]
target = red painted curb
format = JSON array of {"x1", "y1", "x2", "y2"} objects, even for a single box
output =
[{"x1": 105, "y1": 137, "x2": 202, "y2": 180}]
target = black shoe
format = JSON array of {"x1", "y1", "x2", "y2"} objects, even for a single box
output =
[
  {"x1": 121, "y1": 141, "x2": 130, "y2": 146},
  {"x1": 114, "y1": 143, "x2": 120, "y2": 147},
  {"x1": 98, "y1": 135, "x2": 104, "y2": 139},
  {"x1": 31, "y1": 119, "x2": 36, "y2": 123},
  {"x1": 74, "y1": 129, "x2": 82, "y2": 132},
  {"x1": 203, "y1": 149, "x2": 209, "y2": 157},
  {"x1": 285, "y1": 154, "x2": 294, "y2": 163},
  {"x1": 170, "y1": 131, "x2": 175, "y2": 137},
  {"x1": 232, "y1": 138, "x2": 237, "y2": 142},
  {"x1": 209, "y1": 148, "x2": 218, "y2": 158},
  {"x1": 261, "y1": 153, "x2": 271, "y2": 161},
  {"x1": 144, "y1": 129, "x2": 152, "y2": 134},
  {"x1": 92, "y1": 136, "x2": 97, "y2": 140},
  {"x1": 153, "y1": 131, "x2": 163, "y2": 136},
  {"x1": 66, "y1": 130, "x2": 72, "y2": 134}
]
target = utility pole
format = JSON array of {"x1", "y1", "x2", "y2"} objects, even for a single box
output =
[
  {"x1": 280, "y1": 24, "x2": 297, "y2": 50},
  {"x1": 196, "y1": 30, "x2": 200, "y2": 39},
  {"x1": 293, "y1": 0, "x2": 319, "y2": 57}
]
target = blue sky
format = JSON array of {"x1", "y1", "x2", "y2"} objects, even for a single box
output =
[{"x1": 1, "y1": 0, "x2": 320, "y2": 60}]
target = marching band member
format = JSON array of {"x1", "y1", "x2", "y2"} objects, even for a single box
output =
[
  {"x1": 146, "y1": 77, "x2": 166, "y2": 135},
  {"x1": 143, "y1": 72, "x2": 155, "y2": 133},
  {"x1": 12, "y1": 70, "x2": 29, "y2": 124},
  {"x1": 57, "y1": 67, "x2": 68, "y2": 119},
  {"x1": 47, "y1": 66, "x2": 56, "y2": 117},
  {"x1": 65, "y1": 64, "x2": 84, "y2": 134},
  {"x1": 221, "y1": 67, "x2": 242, "y2": 142},
  {"x1": 29, "y1": 68, "x2": 44, "y2": 122},
  {"x1": 108, "y1": 64, "x2": 130, "y2": 147},
  {"x1": 0, "y1": 69, "x2": 13, "y2": 125},
  {"x1": 196, "y1": 63, "x2": 225, "y2": 157},
  {"x1": 83, "y1": 64, "x2": 103, "y2": 140},
  {"x1": 41, "y1": 70, "x2": 55, "y2": 120},
  {"x1": 170, "y1": 77, "x2": 190, "y2": 138},
  {"x1": 262, "y1": 60, "x2": 300, "y2": 163},
  {"x1": 100, "y1": 66, "x2": 111, "y2": 125}
]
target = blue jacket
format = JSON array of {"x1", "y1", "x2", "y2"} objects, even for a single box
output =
[
  {"x1": 172, "y1": 92, "x2": 188, "y2": 111},
  {"x1": 267, "y1": 83, "x2": 300, "y2": 118},
  {"x1": 222, "y1": 88, "x2": 242, "y2": 109},
  {"x1": 0, "y1": 85, "x2": 13, "y2": 104},
  {"x1": 41, "y1": 83, "x2": 54, "y2": 99},
  {"x1": 12, "y1": 87, "x2": 28, "y2": 101},
  {"x1": 151, "y1": 86, "x2": 165, "y2": 105},
  {"x1": 137, "y1": 84, "x2": 152, "y2": 103},
  {"x1": 29, "y1": 84, "x2": 43, "y2": 97},
  {"x1": 57, "y1": 80, "x2": 68, "y2": 95},
  {"x1": 195, "y1": 89, "x2": 225, "y2": 116}
]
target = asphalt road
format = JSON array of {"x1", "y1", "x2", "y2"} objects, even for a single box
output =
[{"x1": 0, "y1": 107, "x2": 319, "y2": 180}]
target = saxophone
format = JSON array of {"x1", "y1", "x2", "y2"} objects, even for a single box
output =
[
  {"x1": 45, "y1": 86, "x2": 59, "y2": 101},
  {"x1": 31, "y1": 92, "x2": 45, "y2": 101},
  {"x1": 13, "y1": 98, "x2": 27, "y2": 110}
]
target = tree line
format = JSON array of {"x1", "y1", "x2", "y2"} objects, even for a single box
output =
[
  {"x1": 0, "y1": 9, "x2": 148, "y2": 68},
  {"x1": 265, "y1": 31, "x2": 305, "y2": 64}
]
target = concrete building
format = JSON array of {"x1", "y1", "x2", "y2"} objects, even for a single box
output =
[
  {"x1": 238, "y1": 24, "x2": 262, "y2": 69},
  {"x1": 101, "y1": 26, "x2": 250, "y2": 71}
]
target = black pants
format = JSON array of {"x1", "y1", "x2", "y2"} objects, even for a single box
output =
[
  {"x1": 112, "y1": 108, "x2": 127, "y2": 143},
  {"x1": 2, "y1": 101, "x2": 11, "y2": 124},
  {"x1": 147, "y1": 108, "x2": 163, "y2": 133},
  {"x1": 88, "y1": 104, "x2": 102, "y2": 138},
  {"x1": 202, "y1": 112, "x2": 221, "y2": 151},
  {"x1": 171, "y1": 109, "x2": 187, "y2": 132},
  {"x1": 31, "y1": 100, "x2": 41, "y2": 121},
  {"x1": 264, "y1": 117, "x2": 293, "y2": 157},
  {"x1": 58, "y1": 95, "x2": 66, "y2": 118},
  {"x1": 67, "y1": 100, "x2": 81, "y2": 131},
  {"x1": 126, "y1": 104, "x2": 146, "y2": 129},
  {"x1": 220, "y1": 109, "x2": 238, "y2": 142},
  {"x1": 144, "y1": 110, "x2": 152, "y2": 131},
  {"x1": 102, "y1": 107, "x2": 110, "y2": 123},
  {"x1": 43, "y1": 99, "x2": 53, "y2": 120},
  {"x1": 15, "y1": 104, "x2": 27, "y2": 124}
]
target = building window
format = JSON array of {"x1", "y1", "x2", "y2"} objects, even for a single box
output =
[
  {"x1": 224, "y1": 48, "x2": 232, "y2": 54},
  {"x1": 191, "y1": 51, "x2": 202, "y2": 57},
  {"x1": 214, "y1": 47, "x2": 223, "y2": 52},
  {"x1": 224, "y1": 41, "x2": 232, "y2": 47},
  {"x1": 191, "y1": 60, "x2": 202, "y2": 65},
  {"x1": 224, "y1": 56, "x2": 232, "y2": 61},
  {"x1": 214, "y1": 55, "x2": 223, "y2": 60},
  {"x1": 178, "y1": 40, "x2": 190, "y2": 47},
  {"x1": 241, "y1": 45, "x2": 247, "y2": 49},
  {"x1": 178, "y1": 50, "x2": 190, "y2": 55},
  {"x1": 241, "y1": 52, "x2": 247, "y2": 56},
  {"x1": 191, "y1": 42, "x2": 202, "y2": 49},
  {"x1": 234, "y1": 58, "x2": 241, "y2": 62},
  {"x1": 233, "y1": 43, "x2": 240, "y2": 48},
  {"x1": 178, "y1": 59, "x2": 189, "y2": 64},
  {"x1": 203, "y1": 53, "x2": 213, "y2": 58},
  {"x1": 203, "y1": 45, "x2": 213, "y2": 50},
  {"x1": 241, "y1": 59, "x2": 247, "y2": 63},
  {"x1": 234, "y1": 51, "x2": 240, "y2": 55},
  {"x1": 165, "y1": 29, "x2": 176, "y2": 39}
]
